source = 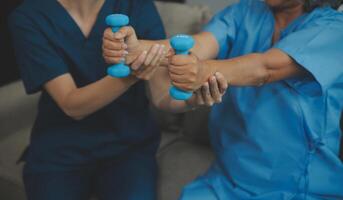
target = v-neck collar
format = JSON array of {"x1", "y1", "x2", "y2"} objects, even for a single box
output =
[
  {"x1": 267, "y1": 6, "x2": 309, "y2": 47},
  {"x1": 50, "y1": 0, "x2": 110, "y2": 41}
]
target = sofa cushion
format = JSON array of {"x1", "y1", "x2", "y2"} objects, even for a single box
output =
[
  {"x1": 0, "y1": 81, "x2": 37, "y2": 200},
  {"x1": 0, "y1": 127, "x2": 30, "y2": 187},
  {"x1": 152, "y1": 1, "x2": 213, "y2": 150},
  {"x1": 157, "y1": 140, "x2": 214, "y2": 200},
  {"x1": 182, "y1": 107, "x2": 211, "y2": 145},
  {"x1": 0, "y1": 177, "x2": 26, "y2": 200},
  {"x1": 0, "y1": 81, "x2": 39, "y2": 141}
]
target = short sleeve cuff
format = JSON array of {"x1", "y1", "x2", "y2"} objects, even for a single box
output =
[
  {"x1": 203, "y1": 24, "x2": 229, "y2": 59},
  {"x1": 22, "y1": 66, "x2": 68, "y2": 94},
  {"x1": 274, "y1": 45, "x2": 324, "y2": 96}
]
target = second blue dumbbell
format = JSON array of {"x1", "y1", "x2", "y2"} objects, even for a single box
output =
[
  {"x1": 105, "y1": 14, "x2": 131, "y2": 78},
  {"x1": 169, "y1": 34, "x2": 195, "y2": 101}
]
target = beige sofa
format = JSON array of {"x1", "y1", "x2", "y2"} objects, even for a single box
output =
[{"x1": 0, "y1": 2, "x2": 214, "y2": 200}]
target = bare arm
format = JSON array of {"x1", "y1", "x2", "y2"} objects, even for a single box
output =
[
  {"x1": 44, "y1": 74, "x2": 137, "y2": 120},
  {"x1": 147, "y1": 67, "x2": 227, "y2": 113},
  {"x1": 102, "y1": 28, "x2": 226, "y2": 113},
  {"x1": 205, "y1": 48, "x2": 305, "y2": 86},
  {"x1": 128, "y1": 50, "x2": 227, "y2": 113},
  {"x1": 169, "y1": 48, "x2": 305, "y2": 91},
  {"x1": 146, "y1": 67, "x2": 189, "y2": 113},
  {"x1": 140, "y1": 32, "x2": 219, "y2": 62},
  {"x1": 103, "y1": 27, "x2": 219, "y2": 66}
]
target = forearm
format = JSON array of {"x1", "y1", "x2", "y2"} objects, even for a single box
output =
[
  {"x1": 152, "y1": 92, "x2": 193, "y2": 113},
  {"x1": 147, "y1": 68, "x2": 192, "y2": 113},
  {"x1": 138, "y1": 32, "x2": 219, "y2": 66},
  {"x1": 46, "y1": 75, "x2": 138, "y2": 120},
  {"x1": 205, "y1": 49, "x2": 304, "y2": 86},
  {"x1": 205, "y1": 54, "x2": 269, "y2": 86}
]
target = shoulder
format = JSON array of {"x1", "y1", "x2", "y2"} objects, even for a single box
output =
[
  {"x1": 314, "y1": 7, "x2": 343, "y2": 25},
  {"x1": 9, "y1": 0, "x2": 49, "y2": 29},
  {"x1": 130, "y1": 0, "x2": 155, "y2": 8},
  {"x1": 9, "y1": 3, "x2": 34, "y2": 31},
  {"x1": 132, "y1": 0, "x2": 154, "y2": 4},
  {"x1": 237, "y1": 0, "x2": 268, "y2": 13},
  {"x1": 300, "y1": 7, "x2": 343, "y2": 31},
  {"x1": 215, "y1": 0, "x2": 269, "y2": 22}
]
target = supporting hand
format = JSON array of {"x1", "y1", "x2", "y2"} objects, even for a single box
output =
[
  {"x1": 187, "y1": 72, "x2": 228, "y2": 108},
  {"x1": 129, "y1": 44, "x2": 167, "y2": 80}
]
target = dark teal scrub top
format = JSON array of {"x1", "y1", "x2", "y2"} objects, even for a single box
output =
[{"x1": 9, "y1": 0, "x2": 166, "y2": 172}]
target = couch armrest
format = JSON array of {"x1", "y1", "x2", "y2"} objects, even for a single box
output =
[{"x1": 0, "y1": 81, "x2": 39, "y2": 140}]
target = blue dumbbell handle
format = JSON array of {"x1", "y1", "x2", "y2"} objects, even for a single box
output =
[
  {"x1": 169, "y1": 35, "x2": 194, "y2": 101},
  {"x1": 106, "y1": 14, "x2": 131, "y2": 78}
]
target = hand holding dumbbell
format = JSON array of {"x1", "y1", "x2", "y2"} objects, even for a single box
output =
[
  {"x1": 169, "y1": 34, "x2": 195, "y2": 100},
  {"x1": 105, "y1": 14, "x2": 131, "y2": 78}
]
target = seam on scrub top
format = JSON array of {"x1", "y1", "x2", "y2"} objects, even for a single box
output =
[{"x1": 286, "y1": 86, "x2": 312, "y2": 200}]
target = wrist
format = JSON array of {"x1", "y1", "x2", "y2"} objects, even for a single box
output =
[
  {"x1": 126, "y1": 41, "x2": 146, "y2": 64},
  {"x1": 107, "y1": 75, "x2": 138, "y2": 87},
  {"x1": 203, "y1": 60, "x2": 218, "y2": 77},
  {"x1": 139, "y1": 40, "x2": 151, "y2": 52},
  {"x1": 125, "y1": 75, "x2": 139, "y2": 86}
]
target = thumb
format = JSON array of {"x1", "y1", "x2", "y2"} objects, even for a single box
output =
[{"x1": 114, "y1": 26, "x2": 137, "y2": 41}]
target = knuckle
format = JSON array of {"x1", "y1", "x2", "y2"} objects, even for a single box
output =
[
  {"x1": 103, "y1": 42, "x2": 108, "y2": 49},
  {"x1": 144, "y1": 60, "x2": 150, "y2": 66},
  {"x1": 110, "y1": 58, "x2": 116, "y2": 63},
  {"x1": 114, "y1": 58, "x2": 121, "y2": 63},
  {"x1": 128, "y1": 26, "x2": 134, "y2": 31},
  {"x1": 191, "y1": 56, "x2": 197, "y2": 64},
  {"x1": 171, "y1": 57, "x2": 177, "y2": 64},
  {"x1": 186, "y1": 86, "x2": 193, "y2": 91},
  {"x1": 190, "y1": 69, "x2": 197, "y2": 76}
]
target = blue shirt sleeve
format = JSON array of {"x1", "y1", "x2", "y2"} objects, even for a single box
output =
[
  {"x1": 203, "y1": 1, "x2": 245, "y2": 59},
  {"x1": 9, "y1": 11, "x2": 69, "y2": 94},
  {"x1": 274, "y1": 10, "x2": 343, "y2": 95},
  {"x1": 133, "y1": 0, "x2": 166, "y2": 40}
]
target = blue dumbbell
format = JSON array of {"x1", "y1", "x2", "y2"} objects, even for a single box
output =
[
  {"x1": 169, "y1": 34, "x2": 195, "y2": 100},
  {"x1": 105, "y1": 14, "x2": 131, "y2": 78}
]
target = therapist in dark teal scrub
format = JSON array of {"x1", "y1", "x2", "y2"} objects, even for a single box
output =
[{"x1": 8, "y1": 0, "x2": 227, "y2": 199}]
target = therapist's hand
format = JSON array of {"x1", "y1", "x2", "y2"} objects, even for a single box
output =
[
  {"x1": 169, "y1": 54, "x2": 215, "y2": 92},
  {"x1": 187, "y1": 72, "x2": 228, "y2": 107},
  {"x1": 103, "y1": 26, "x2": 142, "y2": 65},
  {"x1": 130, "y1": 44, "x2": 167, "y2": 80}
]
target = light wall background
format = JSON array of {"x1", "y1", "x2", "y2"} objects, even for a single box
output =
[{"x1": 187, "y1": 0, "x2": 238, "y2": 12}]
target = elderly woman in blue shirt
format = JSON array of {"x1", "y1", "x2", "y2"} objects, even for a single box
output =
[{"x1": 103, "y1": 0, "x2": 343, "y2": 199}]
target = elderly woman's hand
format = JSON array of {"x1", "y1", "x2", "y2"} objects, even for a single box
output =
[
  {"x1": 186, "y1": 72, "x2": 228, "y2": 108},
  {"x1": 168, "y1": 53, "x2": 215, "y2": 92}
]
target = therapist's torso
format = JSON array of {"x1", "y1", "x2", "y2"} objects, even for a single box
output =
[{"x1": 9, "y1": 0, "x2": 166, "y2": 172}]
